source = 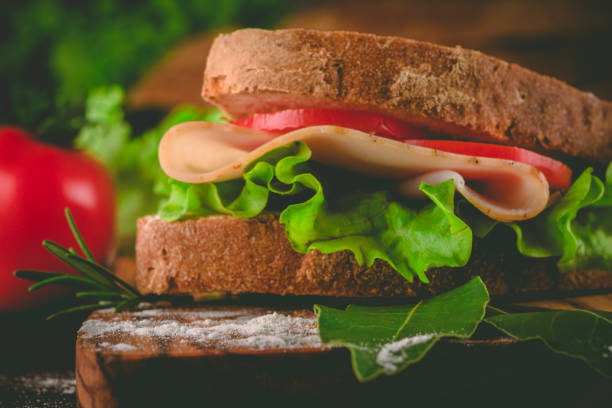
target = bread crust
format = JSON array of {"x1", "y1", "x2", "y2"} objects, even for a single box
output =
[
  {"x1": 135, "y1": 214, "x2": 611, "y2": 298},
  {"x1": 203, "y1": 28, "x2": 612, "y2": 163}
]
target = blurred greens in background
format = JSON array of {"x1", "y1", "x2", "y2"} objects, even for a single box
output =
[
  {"x1": 74, "y1": 86, "x2": 224, "y2": 242},
  {"x1": 2, "y1": 0, "x2": 290, "y2": 145},
  {"x1": 2, "y1": 0, "x2": 291, "y2": 248}
]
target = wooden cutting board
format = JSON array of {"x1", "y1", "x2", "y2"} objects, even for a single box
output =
[
  {"x1": 75, "y1": 298, "x2": 612, "y2": 408},
  {"x1": 76, "y1": 305, "x2": 331, "y2": 408}
]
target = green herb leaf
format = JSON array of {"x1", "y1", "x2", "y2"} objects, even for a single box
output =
[
  {"x1": 14, "y1": 270, "x2": 65, "y2": 282},
  {"x1": 45, "y1": 303, "x2": 112, "y2": 321},
  {"x1": 315, "y1": 277, "x2": 489, "y2": 381},
  {"x1": 42, "y1": 241, "x2": 116, "y2": 290},
  {"x1": 66, "y1": 254, "x2": 139, "y2": 296},
  {"x1": 65, "y1": 207, "x2": 96, "y2": 261},
  {"x1": 14, "y1": 270, "x2": 100, "y2": 291},
  {"x1": 75, "y1": 291, "x2": 129, "y2": 300},
  {"x1": 114, "y1": 297, "x2": 143, "y2": 312},
  {"x1": 27, "y1": 275, "x2": 102, "y2": 292},
  {"x1": 14, "y1": 208, "x2": 182, "y2": 318},
  {"x1": 486, "y1": 310, "x2": 612, "y2": 378}
]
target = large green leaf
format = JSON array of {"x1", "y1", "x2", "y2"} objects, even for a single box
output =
[
  {"x1": 486, "y1": 310, "x2": 612, "y2": 378},
  {"x1": 315, "y1": 277, "x2": 489, "y2": 381}
]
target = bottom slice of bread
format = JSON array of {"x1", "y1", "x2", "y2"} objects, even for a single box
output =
[{"x1": 135, "y1": 214, "x2": 612, "y2": 298}]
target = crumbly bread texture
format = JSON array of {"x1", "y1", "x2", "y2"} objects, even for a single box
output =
[
  {"x1": 203, "y1": 29, "x2": 612, "y2": 163},
  {"x1": 135, "y1": 214, "x2": 611, "y2": 298}
]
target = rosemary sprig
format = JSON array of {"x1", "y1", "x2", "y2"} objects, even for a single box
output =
[{"x1": 14, "y1": 208, "x2": 188, "y2": 319}]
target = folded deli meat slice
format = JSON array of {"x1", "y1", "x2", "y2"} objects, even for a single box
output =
[{"x1": 159, "y1": 122, "x2": 550, "y2": 222}]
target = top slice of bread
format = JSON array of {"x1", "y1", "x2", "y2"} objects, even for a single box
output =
[{"x1": 203, "y1": 28, "x2": 612, "y2": 163}]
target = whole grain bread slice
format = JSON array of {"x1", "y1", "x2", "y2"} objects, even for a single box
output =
[
  {"x1": 135, "y1": 214, "x2": 611, "y2": 298},
  {"x1": 203, "y1": 28, "x2": 612, "y2": 163}
]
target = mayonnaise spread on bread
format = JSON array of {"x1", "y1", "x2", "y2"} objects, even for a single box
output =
[{"x1": 159, "y1": 121, "x2": 549, "y2": 222}]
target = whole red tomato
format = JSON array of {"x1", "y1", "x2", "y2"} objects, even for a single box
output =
[{"x1": 0, "y1": 127, "x2": 115, "y2": 310}]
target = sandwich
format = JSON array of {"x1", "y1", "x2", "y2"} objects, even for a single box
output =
[
  {"x1": 136, "y1": 28, "x2": 612, "y2": 299},
  {"x1": 68, "y1": 29, "x2": 612, "y2": 405}
]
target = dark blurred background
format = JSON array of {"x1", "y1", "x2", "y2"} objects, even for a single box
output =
[{"x1": 1, "y1": 0, "x2": 290, "y2": 146}]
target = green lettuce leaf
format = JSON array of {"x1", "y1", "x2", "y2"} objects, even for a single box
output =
[
  {"x1": 158, "y1": 142, "x2": 308, "y2": 220},
  {"x1": 159, "y1": 141, "x2": 472, "y2": 282},
  {"x1": 280, "y1": 177, "x2": 471, "y2": 283},
  {"x1": 458, "y1": 163, "x2": 612, "y2": 272},
  {"x1": 315, "y1": 277, "x2": 489, "y2": 381},
  {"x1": 157, "y1": 114, "x2": 611, "y2": 277},
  {"x1": 507, "y1": 164, "x2": 612, "y2": 271},
  {"x1": 486, "y1": 309, "x2": 612, "y2": 378}
]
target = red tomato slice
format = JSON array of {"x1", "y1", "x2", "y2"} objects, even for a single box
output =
[
  {"x1": 232, "y1": 108, "x2": 428, "y2": 140},
  {"x1": 404, "y1": 139, "x2": 572, "y2": 190},
  {"x1": 234, "y1": 108, "x2": 572, "y2": 191}
]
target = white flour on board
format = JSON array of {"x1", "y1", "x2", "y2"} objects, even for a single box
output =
[
  {"x1": 79, "y1": 310, "x2": 323, "y2": 351},
  {"x1": 376, "y1": 334, "x2": 435, "y2": 372}
]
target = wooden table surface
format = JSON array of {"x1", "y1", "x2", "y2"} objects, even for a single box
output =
[{"x1": 2, "y1": 294, "x2": 611, "y2": 407}]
